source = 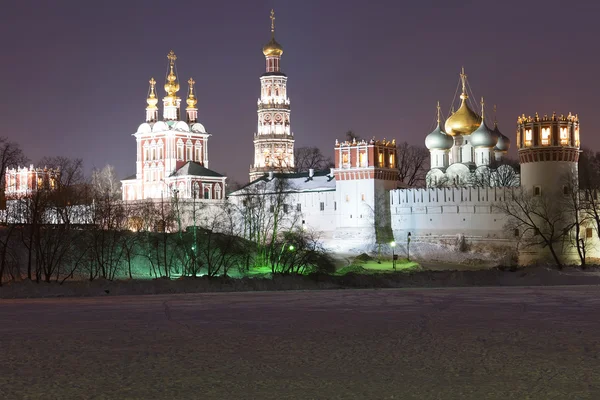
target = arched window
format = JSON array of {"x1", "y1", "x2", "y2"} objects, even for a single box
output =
[
  {"x1": 541, "y1": 127, "x2": 551, "y2": 146},
  {"x1": 215, "y1": 184, "x2": 222, "y2": 200},
  {"x1": 204, "y1": 185, "x2": 211, "y2": 199},
  {"x1": 186, "y1": 140, "x2": 192, "y2": 161},
  {"x1": 144, "y1": 143, "x2": 150, "y2": 161},
  {"x1": 158, "y1": 141, "x2": 164, "y2": 159},
  {"x1": 525, "y1": 129, "x2": 532, "y2": 146},
  {"x1": 194, "y1": 141, "x2": 202, "y2": 162},
  {"x1": 176, "y1": 139, "x2": 184, "y2": 160}
]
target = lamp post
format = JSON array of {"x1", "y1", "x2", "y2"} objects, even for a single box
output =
[
  {"x1": 407, "y1": 232, "x2": 412, "y2": 261},
  {"x1": 391, "y1": 241, "x2": 396, "y2": 270}
]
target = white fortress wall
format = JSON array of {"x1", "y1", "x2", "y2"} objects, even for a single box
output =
[{"x1": 390, "y1": 186, "x2": 518, "y2": 265}]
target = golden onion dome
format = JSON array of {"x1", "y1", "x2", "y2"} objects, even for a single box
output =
[
  {"x1": 263, "y1": 9, "x2": 283, "y2": 57},
  {"x1": 444, "y1": 94, "x2": 481, "y2": 136},
  {"x1": 263, "y1": 37, "x2": 284, "y2": 57},
  {"x1": 186, "y1": 78, "x2": 197, "y2": 109},
  {"x1": 164, "y1": 50, "x2": 180, "y2": 97},
  {"x1": 146, "y1": 77, "x2": 158, "y2": 109}
]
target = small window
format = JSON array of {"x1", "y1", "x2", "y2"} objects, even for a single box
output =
[
  {"x1": 345, "y1": 195, "x2": 350, "y2": 203},
  {"x1": 361, "y1": 194, "x2": 365, "y2": 201},
  {"x1": 586, "y1": 228, "x2": 593, "y2": 238},
  {"x1": 269, "y1": 205, "x2": 274, "y2": 213},
  {"x1": 533, "y1": 186, "x2": 541, "y2": 196},
  {"x1": 283, "y1": 204, "x2": 289, "y2": 213},
  {"x1": 514, "y1": 229, "x2": 519, "y2": 237},
  {"x1": 563, "y1": 186, "x2": 569, "y2": 196},
  {"x1": 320, "y1": 202, "x2": 325, "y2": 211},
  {"x1": 296, "y1": 203, "x2": 301, "y2": 212},
  {"x1": 334, "y1": 201, "x2": 337, "y2": 211}
]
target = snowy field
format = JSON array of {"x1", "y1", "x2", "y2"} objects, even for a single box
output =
[{"x1": 1, "y1": 287, "x2": 600, "y2": 399}]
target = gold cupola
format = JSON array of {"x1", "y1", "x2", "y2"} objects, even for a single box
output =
[
  {"x1": 444, "y1": 68, "x2": 482, "y2": 136},
  {"x1": 164, "y1": 50, "x2": 180, "y2": 97},
  {"x1": 186, "y1": 78, "x2": 197, "y2": 109},
  {"x1": 263, "y1": 9, "x2": 284, "y2": 57},
  {"x1": 146, "y1": 77, "x2": 158, "y2": 109}
]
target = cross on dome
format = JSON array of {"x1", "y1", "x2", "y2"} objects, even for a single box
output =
[
  {"x1": 167, "y1": 50, "x2": 177, "y2": 65},
  {"x1": 270, "y1": 9, "x2": 276, "y2": 35}
]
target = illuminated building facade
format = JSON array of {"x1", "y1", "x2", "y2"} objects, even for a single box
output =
[
  {"x1": 121, "y1": 51, "x2": 227, "y2": 201},
  {"x1": 425, "y1": 69, "x2": 515, "y2": 187},
  {"x1": 4, "y1": 165, "x2": 60, "y2": 198},
  {"x1": 249, "y1": 10, "x2": 295, "y2": 182}
]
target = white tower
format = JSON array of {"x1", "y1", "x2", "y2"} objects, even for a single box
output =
[
  {"x1": 517, "y1": 111, "x2": 581, "y2": 264},
  {"x1": 249, "y1": 9, "x2": 294, "y2": 182}
]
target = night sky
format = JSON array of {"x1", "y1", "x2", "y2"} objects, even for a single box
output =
[{"x1": 2, "y1": 0, "x2": 599, "y2": 185}]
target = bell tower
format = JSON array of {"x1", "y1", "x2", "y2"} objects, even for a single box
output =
[{"x1": 249, "y1": 9, "x2": 294, "y2": 182}]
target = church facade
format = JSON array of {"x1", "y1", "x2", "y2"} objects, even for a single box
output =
[{"x1": 120, "y1": 51, "x2": 226, "y2": 202}]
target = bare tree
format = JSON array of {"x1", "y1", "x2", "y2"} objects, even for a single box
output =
[
  {"x1": 91, "y1": 164, "x2": 121, "y2": 198},
  {"x1": 578, "y1": 148, "x2": 600, "y2": 244},
  {"x1": 0, "y1": 137, "x2": 27, "y2": 200},
  {"x1": 294, "y1": 146, "x2": 333, "y2": 172},
  {"x1": 560, "y1": 174, "x2": 592, "y2": 267},
  {"x1": 140, "y1": 197, "x2": 181, "y2": 278},
  {"x1": 495, "y1": 188, "x2": 567, "y2": 267},
  {"x1": 232, "y1": 175, "x2": 301, "y2": 271},
  {"x1": 191, "y1": 202, "x2": 247, "y2": 277},
  {"x1": 269, "y1": 229, "x2": 333, "y2": 274},
  {"x1": 86, "y1": 168, "x2": 127, "y2": 281},
  {"x1": 396, "y1": 142, "x2": 429, "y2": 187},
  {"x1": 345, "y1": 130, "x2": 360, "y2": 142},
  {"x1": 0, "y1": 224, "x2": 19, "y2": 286}
]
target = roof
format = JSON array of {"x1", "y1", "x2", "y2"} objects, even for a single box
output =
[
  {"x1": 122, "y1": 174, "x2": 136, "y2": 181},
  {"x1": 170, "y1": 161, "x2": 225, "y2": 178},
  {"x1": 230, "y1": 169, "x2": 336, "y2": 196}
]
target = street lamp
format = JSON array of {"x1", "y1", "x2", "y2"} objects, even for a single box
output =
[
  {"x1": 391, "y1": 241, "x2": 396, "y2": 270},
  {"x1": 289, "y1": 244, "x2": 295, "y2": 251},
  {"x1": 407, "y1": 232, "x2": 412, "y2": 261}
]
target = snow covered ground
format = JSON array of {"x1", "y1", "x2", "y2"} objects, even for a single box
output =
[{"x1": 1, "y1": 287, "x2": 600, "y2": 399}]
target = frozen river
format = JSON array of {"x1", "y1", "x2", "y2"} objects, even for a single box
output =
[{"x1": 1, "y1": 286, "x2": 600, "y2": 399}]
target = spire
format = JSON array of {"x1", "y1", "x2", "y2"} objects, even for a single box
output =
[
  {"x1": 460, "y1": 67, "x2": 468, "y2": 100},
  {"x1": 186, "y1": 78, "x2": 197, "y2": 108},
  {"x1": 480, "y1": 97, "x2": 485, "y2": 120},
  {"x1": 164, "y1": 50, "x2": 180, "y2": 97},
  {"x1": 270, "y1": 9, "x2": 276, "y2": 38},
  {"x1": 186, "y1": 77, "x2": 198, "y2": 124},
  {"x1": 146, "y1": 77, "x2": 158, "y2": 123},
  {"x1": 493, "y1": 104, "x2": 498, "y2": 128},
  {"x1": 436, "y1": 101, "x2": 441, "y2": 125},
  {"x1": 162, "y1": 50, "x2": 181, "y2": 121},
  {"x1": 263, "y1": 9, "x2": 284, "y2": 64}
]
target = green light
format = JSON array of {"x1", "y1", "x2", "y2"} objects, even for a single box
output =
[
  {"x1": 191, "y1": 245, "x2": 196, "y2": 251},
  {"x1": 289, "y1": 245, "x2": 295, "y2": 251}
]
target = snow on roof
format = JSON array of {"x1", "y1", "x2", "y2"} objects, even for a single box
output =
[
  {"x1": 170, "y1": 161, "x2": 224, "y2": 178},
  {"x1": 230, "y1": 170, "x2": 336, "y2": 196}
]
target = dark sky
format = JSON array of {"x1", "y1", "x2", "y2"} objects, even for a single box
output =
[{"x1": 2, "y1": 0, "x2": 599, "y2": 185}]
